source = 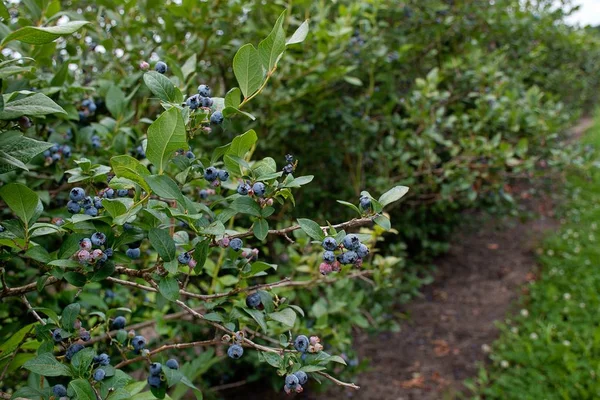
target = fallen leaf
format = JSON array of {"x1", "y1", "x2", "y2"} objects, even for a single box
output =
[
  {"x1": 487, "y1": 243, "x2": 499, "y2": 250},
  {"x1": 398, "y1": 374, "x2": 426, "y2": 389},
  {"x1": 432, "y1": 339, "x2": 450, "y2": 357}
]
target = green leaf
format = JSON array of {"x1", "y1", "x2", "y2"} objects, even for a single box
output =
[
  {"x1": 262, "y1": 352, "x2": 282, "y2": 368},
  {"x1": 283, "y1": 175, "x2": 314, "y2": 188},
  {"x1": 159, "y1": 277, "x2": 180, "y2": 301},
  {"x1": 71, "y1": 348, "x2": 95, "y2": 375},
  {"x1": 258, "y1": 11, "x2": 286, "y2": 72},
  {"x1": 64, "y1": 272, "x2": 86, "y2": 287},
  {"x1": 145, "y1": 175, "x2": 186, "y2": 205},
  {"x1": 343, "y1": 76, "x2": 363, "y2": 86},
  {"x1": 230, "y1": 196, "x2": 261, "y2": 217},
  {"x1": 101, "y1": 199, "x2": 127, "y2": 218},
  {"x1": 229, "y1": 129, "x2": 258, "y2": 158},
  {"x1": 297, "y1": 218, "x2": 325, "y2": 241},
  {"x1": 287, "y1": 20, "x2": 309, "y2": 45},
  {"x1": 23, "y1": 353, "x2": 71, "y2": 377},
  {"x1": 0, "y1": 134, "x2": 52, "y2": 174},
  {"x1": 110, "y1": 155, "x2": 151, "y2": 192},
  {"x1": 378, "y1": 186, "x2": 409, "y2": 207},
  {"x1": 163, "y1": 367, "x2": 183, "y2": 387},
  {"x1": 149, "y1": 228, "x2": 176, "y2": 262},
  {"x1": 243, "y1": 308, "x2": 267, "y2": 332},
  {"x1": 106, "y1": 84, "x2": 126, "y2": 119},
  {"x1": 224, "y1": 88, "x2": 241, "y2": 109},
  {"x1": 143, "y1": 71, "x2": 183, "y2": 104},
  {"x1": 0, "y1": 93, "x2": 66, "y2": 119},
  {"x1": 253, "y1": 219, "x2": 269, "y2": 241},
  {"x1": 69, "y1": 379, "x2": 96, "y2": 400},
  {"x1": 0, "y1": 183, "x2": 40, "y2": 225},
  {"x1": 373, "y1": 214, "x2": 391, "y2": 230},
  {"x1": 2, "y1": 21, "x2": 91, "y2": 45},
  {"x1": 61, "y1": 303, "x2": 80, "y2": 330},
  {"x1": 233, "y1": 43, "x2": 263, "y2": 98},
  {"x1": 146, "y1": 107, "x2": 187, "y2": 174},
  {"x1": 326, "y1": 355, "x2": 347, "y2": 365},
  {"x1": 194, "y1": 239, "x2": 209, "y2": 270},
  {"x1": 269, "y1": 308, "x2": 296, "y2": 328},
  {"x1": 336, "y1": 200, "x2": 361, "y2": 216}
]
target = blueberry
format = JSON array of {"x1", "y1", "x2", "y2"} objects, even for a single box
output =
[
  {"x1": 210, "y1": 111, "x2": 223, "y2": 125},
  {"x1": 166, "y1": 358, "x2": 179, "y2": 370},
  {"x1": 53, "y1": 385, "x2": 67, "y2": 397},
  {"x1": 67, "y1": 200, "x2": 81, "y2": 214},
  {"x1": 126, "y1": 248, "x2": 141, "y2": 259},
  {"x1": 52, "y1": 329, "x2": 63, "y2": 342},
  {"x1": 93, "y1": 353, "x2": 110, "y2": 366},
  {"x1": 105, "y1": 248, "x2": 114, "y2": 257},
  {"x1": 65, "y1": 343, "x2": 85, "y2": 361},
  {"x1": 217, "y1": 169, "x2": 229, "y2": 181},
  {"x1": 0, "y1": 224, "x2": 4, "y2": 233},
  {"x1": 322, "y1": 251, "x2": 335, "y2": 263},
  {"x1": 197, "y1": 84, "x2": 211, "y2": 97},
  {"x1": 82, "y1": 99, "x2": 91, "y2": 108},
  {"x1": 294, "y1": 370, "x2": 308, "y2": 385},
  {"x1": 51, "y1": 153, "x2": 61, "y2": 161},
  {"x1": 340, "y1": 250, "x2": 358, "y2": 265},
  {"x1": 322, "y1": 237, "x2": 338, "y2": 251},
  {"x1": 149, "y1": 362, "x2": 162, "y2": 375},
  {"x1": 229, "y1": 238, "x2": 243, "y2": 251},
  {"x1": 186, "y1": 94, "x2": 200, "y2": 110},
  {"x1": 342, "y1": 234, "x2": 360, "y2": 250},
  {"x1": 204, "y1": 166, "x2": 218, "y2": 181},
  {"x1": 43, "y1": 150, "x2": 51, "y2": 157},
  {"x1": 155, "y1": 61, "x2": 168, "y2": 74},
  {"x1": 245, "y1": 292, "x2": 262, "y2": 309},
  {"x1": 148, "y1": 374, "x2": 161, "y2": 388},
  {"x1": 88, "y1": 101, "x2": 97, "y2": 113},
  {"x1": 294, "y1": 335, "x2": 309, "y2": 353},
  {"x1": 93, "y1": 368, "x2": 106, "y2": 381},
  {"x1": 93, "y1": 196, "x2": 103, "y2": 209},
  {"x1": 62, "y1": 145, "x2": 71, "y2": 158},
  {"x1": 285, "y1": 374, "x2": 300, "y2": 389},
  {"x1": 80, "y1": 330, "x2": 91, "y2": 342},
  {"x1": 285, "y1": 154, "x2": 294, "y2": 163},
  {"x1": 117, "y1": 189, "x2": 128, "y2": 197},
  {"x1": 252, "y1": 182, "x2": 266, "y2": 197},
  {"x1": 84, "y1": 206, "x2": 98, "y2": 216},
  {"x1": 199, "y1": 189, "x2": 208, "y2": 199},
  {"x1": 112, "y1": 316, "x2": 126, "y2": 329},
  {"x1": 77, "y1": 249, "x2": 91, "y2": 263},
  {"x1": 82, "y1": 196, "x2": 93, "y2": 208},
  {"x1": 178, "y1": 252, "x2": 191, "y2": 264},
  {"x1": 357, "y1": 243, "x2": 369, "y2": 258},
  {"x1": 237, "y1": 182, "x2": 251, "y2": 195},
  {"x1": 136, "y1": 145, "x2": 146, "y2": 158},
  {"x1": 103, "y1": 188, "x2": 115, "y2": 199},
  {"x1": 227, "y1": 344, "x2": 243, "y2": 359},
  {"x1": 51, "y1": 144, "x2": 60, "y2": 152},
  {"x1": 70, "y1": 187, "x2": 86, "y2": 202},
  {"x1": 80, "y1": 238, "x2": 92, "y2": 250},
  {"x1": 201, "y1": 96, "x2": 213, "y2": 108},
  {"x1": 359, "y1": 195, "x2": 371, "y2": 210},
  {"x1": 282, "y1": 164, "x2": 294, "y2": 174},
  {"x1": 185, "y1": 150, "x2": 195, "y2": 159},
  {"x1": 91, "y1": 232, "x2": 107, "y2": 246},
  {"x1": 123, "y1": 223, "x2": 133, "y2": 231},
  {"x1": 132, "y1": 335, "x2": 147, "y2": 352}
]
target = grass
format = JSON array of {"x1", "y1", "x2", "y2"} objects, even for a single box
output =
[{"x1": 466, "y1": 114, "x2": 600, "y2": 399}]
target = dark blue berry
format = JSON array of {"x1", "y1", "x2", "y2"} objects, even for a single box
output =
[
  {"x1": 80, "y1": 330, "x2": 91, "y2": 342},
  {"x1": 91, "y1": 232, "x2": 106, "y2": 246},
  {"x1": 227, "y1": 344, "x2": 243, "y2": 359},
  {"x1": 52, "y1": 329, "x2": 63, "y2": 342},
  {"x1": 70, "y1": 187, "x2": 85, "y2": 202},
  {"x1": 148, "y1": 374, "x2": 161, "y2": 388},
  {"x1": 65, "y1": 343, "x2": 85, "y2": 361},
  {"x1": 0, "y1": 224, "x2": 5, "y2": 233},
  {"x1": 322, "y1": 237, "x2": 338, "y2": 251},
  {"x1": 126, "y1": 248, "x2": 140, "y2": 259},
  {"x1": 342, "y1": 234, "x2": 360, "y2": 250},
  {"x1": 93, "y1": 196, "x2": 103, "y2": 209},
  {"x1": 229, "y1": 238, "x2": 243, "y2": 251},
  {"x1": 185, "y1": 150, "x2": 195, "y2": 159},
  {"x1": 359, "y1": 195, "x2": 371, "y2": 210},
  {"x1": 105, "y1": 248, "x2": 114, "y2": 257},
  {"x1": 112, "y1": 316, "x2": 126, "y2": 329},
  {"x1": 155, "y1": 61, "x2": 168, "y2": 74},
  {"x1": 294, "y1": 370, "x2": 308, "y2": 385},
  {"x1": 197, "y1": 84, "x2": 211, "y2": 97},
  {"x1": 186, "y1": 95, "x2": 200, "y2": 110},
  {"x1": 199, "y1": 189, "x2": 208, "y2": 199},
  {"x1": 237, "y1": 182, "x2": 251, "y2": 195},
  {"x1": 204, "y1": 166, "x2": 218, "y2": 181},
  {"x1": 201, "y1": 96, "x2": 213, "y2": 108},
  {"x1": 166, "y1": 359, "x2": 179, "y2": 369},
  {"x1": 210, "y1": 111, "x2": 223, "y2": 125},
  {"x1": 62, "y1": 145, "x2": 71, "y2": 158},
  {"x1": 178, "y1": 252, "x2": 191, "y2": 264},
  {"x1": 245, "y1": 292, "x2": 262, "y2": 309},
  {"x1": 43, "y1": 150, "x2": 51, "y2": 157},
  {"x1": 285, "y1": 374, "x2": 300, "y2": 389},
  {"x1": 53, "y1": 385, "x2": 67, "y2": 397},
  {"x1": 340, "y1": 250, "x2": 358, "y2": 265},
  {"x1": 93, "y1": 353, "x2": 110, "y2": 366},
  {"x1": 82, "y1": 196, "x2": 93, "y2": 208},
  {"x1": 84, "y1": 206, "x2": 98, "y2": 216},
  {"x1": 357, "y1": 243, "x2": 369, "y2": 258},
  {"x1": 132, "y1": 335, "x2": 147, "y2": 352},
  {"x1": 149, "y1": 362, "x2": 162, "y2": 375},
  {"x1": 117, "y1": 189, "x2": 128, "y2": 197},
  {"x1": 283, "y1": 164, "x2": 294, "y2": 174},
  {"x1": 323, "y1": 251, "x2": 335, "y2": 263},
  {"x1": 252, "y1": 182, "x2": 266, "y2": 197},
  {"x1": 103, "y1": 188, "x2": 115, "y2": 199},
  {"x1": 52, "y1": 153, "x2": 61, "y2": 161},
  {"x1": 285, "y1": 154, "x2": 294, "y2": 163},
  {"x1": 294, "y1": 335, "x2": 309, "y2": 353},
  {"x1": 217, "y1": 169, "x2": 229, "y2": 181},
  {"x1": 50, "y1": 144, "x2": 60, "y2": 152},
  {"x1": 67, "y1": 200, "x2": 81, "y2": 214},
  {"x1": 93, "y1": 368, "x2": 106, "y2": 381}
]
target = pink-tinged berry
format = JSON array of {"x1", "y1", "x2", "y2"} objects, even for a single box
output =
[
  {"x1": 77, "y1": 249, "x2": 91, "y2": 263},
  {"x1": 309, "y1": 336, "x2": 320, "y2": 346},
  {"x1": 355, "y1": 258, "x2": 363, "y2": 268},
  {"x1": 319, "y1": 262, "x2": 332, "y2": 275},
  {"x1": 332, "y1": 261, "x2": 341, "y2": 272},
  {"x1": 91, "y1": 249, "x2": 104, "y2": 261},
  {"x1": 219, "y1": 237, "x2": 230, "y2": 248},
  {"x1": 79, "y1": 238, "x2": 92, "y2": 250},
  {"x1": 188, "y1": 258, "x2": 197, "y2": 268},
  {"x1": 266, "y1": 198, "x2": 274, "y2": 206},
  {"x1": 140, "y1": 61, "x2": 150, "y2": 70}
]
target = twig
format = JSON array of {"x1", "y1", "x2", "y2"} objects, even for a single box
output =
[
  {"x1": 21, "y1": 295, "x2": 46, "y2": 325},
  {"x1": 114, "y1": 339, "x2": 219, "y2": 369},
  {"x1": 0, "y1": 276, "x2": 59, "y2": 299},
  {"x1": 0, "y1": 391, "x2": 11, "y2": 399},
  {"x1": 211, "y1": 379, "x2": 248, "y2": 391},
  {"x1": 316, "y1": 371, "x2": 360, "y2": 390}
]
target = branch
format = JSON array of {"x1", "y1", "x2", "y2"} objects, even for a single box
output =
[
  {"x1": 22, "y1": 295, "x2": 46, "y2": 325},
  {"x1": 316, "y1": 371, "x2": 360, "y2": 390},
  {"x1": 0, "y1": 276, "x2": 59, "y2": 299},
  {"x1": 114, "y1": 339, "x2": 219, "y2": 369}
]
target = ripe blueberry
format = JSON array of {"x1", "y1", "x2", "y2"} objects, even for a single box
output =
[
  {"x1": 282, "y1": 164, "x2": 294, "y2": 174},
  {"x1": 285, "y1": 374, "x2": 300, "y2": 389},
  {"x1": 148, "y1": 374, "x2": 161, "y2": 388},
  {"x1": 359, "y1": 195, "x2": 371, "y2": 210},
  {"x1": 149, "y1": 362, "x2": 162, "y2": 375},
  {"x1": 52, "y1": 329, "x2": 63, "y2": 342},
  {"x1": 117, "y1": 189, "x2": 128, "y2": 197},
  {"x1": 357, "y1": 243, "x2": 369, "y2": 258},
  {"x1": 84, "y1": 207, "x2": 98, "y2": 216},
  {"x1": 70, "y1": 187, "x2": 85, "y2": 202},
  {"x1": 186, "y1": 150, "x2": 195, "y2": 159},
  {"x1": 93, "y1": 353, "x2": 110, "y2": 366},
  {"x1": 105, "y1": 248, "x2": 114, "y2": 257},
  {"x1": 322, "y1": 237, "x2": 338, "y2": 251},
  {"x1": 201, "y1": 96, "x2": 213, "y2": 108},
  {"x1": 245, "y1": 292, "x2": 262, "y2": 309},
  {"x1": 210, "y1": 111, "x2": 224, "y2": 125},
  {"x1": 53, "y1": 385, "x2": 67, "y2": 397},
  {"x1": 103, "y1": 188, "x2": 115, "y2": 199},
  {"x1": 93, "y1": 197, "x2": 103, "y2": 209},
  {"x1": 229, "y1": 238, "x2": 243, "y2": 251},
  {"x1": 204, "y1": 166, "x2": 218, "y2": 181},
  {"x1": 294, "y1": 335, "x2": 309, "y2": 353},
  {"x1": 322, "y1": 251, "x2": 335, "y2": 263},
  {"x1": 285, "y1": 154, "x2": 294, "y2": 163},
  {"x1": 112, "y1": 316, "x2": 126, "y2": 329},
  {"x1": 126, "y1": 247, "x2": 141, "y2": 259},
  {"x1": 65, "y1": 343, "x2": 85, "y2": 361},
  {"x1": 155, "y1": 61, "x2": 168, "y2": 74},
  {"x1": 186, "y1": 94, "x2": 200, "y2": 110},
  {"x1": 132, "y1": 335, "x2": 147, "y2": 352},
  {"x1": 342, "y1": 234, "x2": 360, "y2": 250},
  {"x1": 67, "y1": 201, "x2": 81, "y2": 214},
  {"x1": 166, "y1": 358, "x2": 179, "y2": 370},
  {"x1": 218, "y1": 169, "x2": 229, "y2": 181},
  {"x1": 178, "y1": 252, "x2": 191, "y2": 264},
  {"x1": 80, "y1": 330, "x2": 91, "y2": 342},
  {"x1": 237, "y1": 182, "x2": 251, "y2": 195},
  {"x1": 80, "y1": 238, "x2": 92, "y2": 250},
  {"x1": 197, "y1": 84, "x2": 211, "y2": 97},
  {"x1": 252, "y1": 182, "x2": 266, "y2": 197},
  {"x1": 93, "y1": 368, "x2": 106, "y2": 381},
  {"x1": 227, "y1": 344, "x2": 244, "y2": 359},
  {"x1": 340, "y1": 251, "x2": 358, "y2": 265},
  {"x1": 294, "y1": 370, "x2": 308, "y2": 385},
  {"x1": 199, "y1": 189, "x2": 208, "y2": 199},
  {"x1": 91, "y1": 232, "x2": 106, "y2": 246}
]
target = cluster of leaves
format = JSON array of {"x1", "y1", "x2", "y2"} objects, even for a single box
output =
[
  {"x1": 466, "y1": 113, "x2": 600, "y2": 399},
  {"x1": 0, "y1": 2, "x2": 412, "y2": 399}
]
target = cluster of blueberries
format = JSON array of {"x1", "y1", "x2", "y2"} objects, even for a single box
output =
[
  {"x1": 175, "y1": 147, "x2": 195, "y2": 159},
  {"x1": 282, "y1": 154, "x2": 295, "y2": 175},
  {"x1": 147, "y1": 359, "x2": 179, "y2": 389},
  {"x1": 203, "y1": 165, "x2": 229, "y2": 187},
  {"x1": 67, "y1": 186, "x2": 129, "y2": 216},
  {"x1": 91, "y1": 134, "x2": 101, "y2": 149},
  {"x1": 218, "y1": 236, "x2": 243, "y2": 252},
  {"x1": 79, "y1": 98, "x2": 97, "y2": 123},
  {"x1": 177, "y1": 251, "x2": 197, "y2": 269},
  {"x1": 236, "y1": 180, "x2": 266, "y2": 197},
  {"x1": 75, "y1": 232, "x2": 111, "y2": 265},
  {"x1": 112, "y1": 316, "x2": 148, "y2": 354},
  {"x1": 43, "y1": 143, "x2": 71, "y2": 165},
  {"x1": 182, "y1": 81, "x2": 224, "y2": 125},
  {"x1": 282, "y1": 335, "x2": 323, "y2": 394},
  {"x1": 199, "y1": 188, "x2": 216, "y2": 200},
  {"x1": 319, "y1": 233, "x2": 370, "y2": 275}
]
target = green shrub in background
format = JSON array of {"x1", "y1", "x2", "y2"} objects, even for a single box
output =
[{"x1": 0, "y1": 0, "x2": 599, "y2": 398}]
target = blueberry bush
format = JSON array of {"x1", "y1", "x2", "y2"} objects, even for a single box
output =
[{"x1": 0, "y1": 3, "x2": 409, "y2": 399}]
